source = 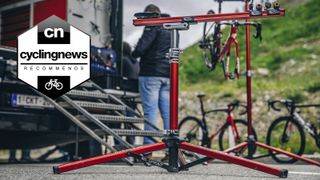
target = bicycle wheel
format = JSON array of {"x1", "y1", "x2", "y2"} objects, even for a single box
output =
[
  {"x1": 45, "y1": 82, "x2": 52, "y2": 90},
  {"x1": 179, "y1": 116, "x2": 207, "y2": 146},
  {"x1": 200, "y1": 10, "x2": 219, "y2": 71},
  {"x1": 56, "y1": 82, "x2": 63, "y2": 90},
  {"x1": 266, "y1": 116, "x2": 305, "y2": 163},
  {"x1": 218, "y1": 119, "x2": 258, "y2": 156}
]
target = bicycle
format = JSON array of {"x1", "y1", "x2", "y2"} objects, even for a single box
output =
[
  {"x1": 45, "y1": 79, "x2": 63, "y2": 90},
  {"x1": 179, "y1": 94, "x2": 257, "y2": 155},
  {"x1": 266, "y1": 99, "x2": 320, "y2": 163},
  {"x1": 199, "y1": 11, "x2": 262, "y2": 80}
]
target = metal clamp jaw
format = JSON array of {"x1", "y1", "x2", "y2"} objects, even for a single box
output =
[
  {"x1": 163, "y1": 22, "x2": 190, "y2": 31},
  {"x1": 166, "y1": 48, "x2": 183, "y2": 62},
  {"x1": 163, "y1": 23, "x2": 189, "y2": 63},
  {"x1": 163, "y1": 129, "x2": 179, "y2": 137}
]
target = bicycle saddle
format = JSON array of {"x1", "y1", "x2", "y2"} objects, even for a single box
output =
[
  {"x1": 207, "y1": 9, "x2": 215, "y2": 15},
  {"x1": 134, "y1": 12, "x2": 160, "y2": 19},
  {"x1": 196, "y1": 93, "x2": 206, "y2": 98},
  {"x1": 161, "y1": 13, "x2": 170, "y2": 18}
]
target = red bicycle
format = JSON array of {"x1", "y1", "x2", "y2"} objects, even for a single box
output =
[
  {"x1": 199, "y1": 13, "x2": 262, "y2": 80},
  {"x1": 179, "y1": 94, "x2": 258, "y2": 155}
]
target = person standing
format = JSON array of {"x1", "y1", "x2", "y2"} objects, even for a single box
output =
[
  {"x1": 119, "y1": 41, "x2": 140, "y2": 145},
  {"x1": 122, "y1": 42, "x2": 140, "y2": 92},
  {"x1": 132, "y1": 4, "x2": 171, "y2": 145}
]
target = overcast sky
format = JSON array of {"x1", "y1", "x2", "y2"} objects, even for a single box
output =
[{"x1": 123, "y1": 0, "x2": 245, "y2": 49}]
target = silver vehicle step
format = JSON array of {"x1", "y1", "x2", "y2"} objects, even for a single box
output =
[
  {"x1": 79, "y1": 81, "x2": 94, "y2": 88},
  {"x1": 77, "y1": 114, "x2": 145, "y2": 124},
  {"x1": 60, "y1": 101, "x2": 126, "y2": 111},
  {"x1": 103, "y1": 129, "x2": 164, "y2": 137},
  {"x1": 67, "y1": 90, "x2": 109, "y2": 99}
]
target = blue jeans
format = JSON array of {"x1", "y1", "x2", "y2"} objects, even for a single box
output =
[{"x1": 139, "y1": 76, "x2": 170, "y2": 145}]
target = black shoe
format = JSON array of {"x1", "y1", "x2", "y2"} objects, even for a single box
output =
[
  {"x1": 20, "y1": 157, "x2": 35, "y2": 163},
  {"x1": 8, "y1": 158, "x2": 18, "y2": 163}
]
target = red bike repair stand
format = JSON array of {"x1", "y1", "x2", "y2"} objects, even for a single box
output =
[
  {"x1": 53, "y1": 21, "x2": 288, "y2": 178},
  {"x1": 132, "y1": 1, "x2": 320, "y2": 168},
  {"x1": 52, "y1": 2, "x2": 318, "y2": 178},
  {"x1": 221, "y1": 4, "x2": 320, "y2": 168}
]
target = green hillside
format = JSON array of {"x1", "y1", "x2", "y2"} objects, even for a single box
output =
[{"x1": 180, "y1": 0, "x2": 320, "y2": 101}]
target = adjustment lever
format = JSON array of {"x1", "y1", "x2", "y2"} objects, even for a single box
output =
[{"x1": 134, "y1": 12, "x2": 160, "y2": 19}]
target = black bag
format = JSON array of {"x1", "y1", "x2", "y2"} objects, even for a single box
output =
[{"x1": 0, "y1": 60, "x2": 7, "y2": 80}]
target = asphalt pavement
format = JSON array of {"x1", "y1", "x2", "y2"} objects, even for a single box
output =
[{"x1": 0, "y1": 163, "x2": 319, "y2": 180}]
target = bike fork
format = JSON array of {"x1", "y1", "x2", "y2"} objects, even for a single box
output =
[
  {"x1": 225, "y1": 55, "x2": 230, "y2": 80},
  {"x1": 235, "y1": 40, "x2": 240, "y2": 79}
]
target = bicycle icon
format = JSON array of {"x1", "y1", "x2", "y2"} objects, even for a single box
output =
[{"x1": 45, "y1": 79, "x2": 63, "y2": 90}]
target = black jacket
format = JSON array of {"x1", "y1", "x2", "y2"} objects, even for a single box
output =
[
  {"x1": 132, "y1": 26, "x2": 171, "y2": 77},
  {"x1": 121, "y1": 55, "x2": 139, "y2": 92},
  {"x1": 123, "y1": 55, "x2": 139, "y2": 80}
]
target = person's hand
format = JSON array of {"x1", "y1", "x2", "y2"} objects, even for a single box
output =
[{"x1": 104, "y1": 60, "x2": 112, "y2": 67}]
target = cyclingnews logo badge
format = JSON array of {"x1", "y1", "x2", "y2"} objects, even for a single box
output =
[{"x1": 17, "y1": 15, "x2": 90, "y2": 99}]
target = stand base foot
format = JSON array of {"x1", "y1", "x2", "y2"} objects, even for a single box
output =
[
  {"x1": 280, "y1": 169, "x2": 288, "y2": 178},
  {"x1": 167, "y1": 167, "x2": 179, "y2": 173},
  {"x1": 53, "y1": 166, "x2": 60, "y2": 174}
]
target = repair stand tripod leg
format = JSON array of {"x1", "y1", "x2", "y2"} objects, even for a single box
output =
[
  {"x1": 180, "y1": 142, "x2": 288, "y2": 178},
  {"x1": 53, "y1": 142, "x2": 167, "y2": 174},
  {"x1": 256, "y1": 142, "x2": 320, "y2": 166},
  {"x1": 53, "y1": 136, "x2": 289, "y2": 177},
  {"x1": 222, "y1": 140, "x2": 320, "y2": 167},
  {"x1": 224, "y1": 142, "x2": 247, "y2": 153}
]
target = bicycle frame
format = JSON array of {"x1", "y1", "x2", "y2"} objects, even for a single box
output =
[
  {"x1": 288, "y1": 105, "x2": 319, "y2": 142},
  {"x1": 269, "y1": 100, "x2": 320, "y2": 147},
  {"x1": 218, "y1": 24, "x2": 240, "y2": 80},
  {"x1": 197, "y1": 97, "x2": 242, "y2": 146},
  {"x1": 201, "y1": 21, "x2": 261, "y2": 80}
]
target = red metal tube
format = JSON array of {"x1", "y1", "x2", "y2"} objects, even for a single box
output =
[
  {"x1": 207, "y1": 142, "x2": 248, "y2": 163},
  {"x1": 245, "y1": 0, "x2": 254, "y2": 137},
  {"x1": 54, "y1": 142, "x2": 166, "y2": 174},
  {"x1": 170, "y1": 62, "x2": 179, "y2": 130},
  {"x1": 180, "y1": 142, "x2": 287, "y2": 178},
  {"x1": 256, "y1": 142, "x2": 320, "y2": 167},
  {"x1": 224, "y1": 142, "x2": 248, "y2": 153},
  {"x1": 133, "y1": 10, "x2": 285, "y2": 27}
]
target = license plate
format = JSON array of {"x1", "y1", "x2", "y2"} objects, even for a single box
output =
[{"x1": 11, "y1": 94, "x2": 54, "y2": 109}]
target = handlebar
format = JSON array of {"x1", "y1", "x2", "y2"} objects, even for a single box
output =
[
  {"x1": 227, "y1": 100, "x2": 240, "y2": 112},
  {"x1": 268, "y1": 99, "x2": 295, "y2": 111},
  {"x1": 227, "y1": 100, "x2": 248, "y2": 115},
  {"x1": 268, "y1": 99, "x2": 320, "y2": 111},
  {"x1": 204, "y1": 100, "x2": 247, "y2": 115},
  {"x1": 218, "y1": 21, "x2": 262, "y2": 41},
  {"x1": 252, "y1": 23, "x2": 262, "y2": 41}
]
